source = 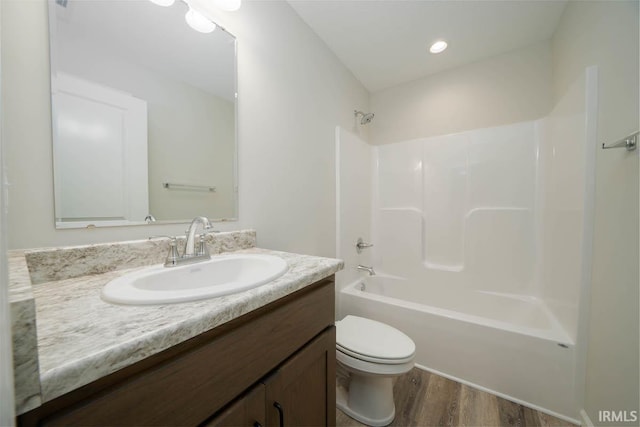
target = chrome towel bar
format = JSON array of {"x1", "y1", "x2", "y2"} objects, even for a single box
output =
[
  {"x1": 602, "y1": 131, "x2": 638, "y2": 151},
  {"x1": 162, "y1": 182, "x2": 216, "y2": 192}
]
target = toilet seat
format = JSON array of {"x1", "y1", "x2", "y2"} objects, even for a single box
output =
[
  {"x1": 336, "y1": 315, "x2": 415, "y2": 364},
  {"x1": 337, "y1": 344, "x2": 414, "y2": 365},
  {"x1": 336, "y1": 348, "x2": 415, "y2": 377}
]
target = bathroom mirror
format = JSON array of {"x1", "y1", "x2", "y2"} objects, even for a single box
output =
[{"x1": 48, "y1": 0, "x2": 237, "y2": 228}]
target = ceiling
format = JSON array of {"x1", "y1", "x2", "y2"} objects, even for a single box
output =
[{"x1": 288, "y1": 0, "x2": 567, "y2": 93}]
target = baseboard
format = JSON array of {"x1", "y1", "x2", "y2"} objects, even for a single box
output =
[
  {"x1": 413, "y1": 363, "x2": 582, "y2": 425},
  {"x1": 580, "y1": 409, "x2": 595, "y2": 427}
]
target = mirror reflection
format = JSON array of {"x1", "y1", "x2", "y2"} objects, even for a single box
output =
[{"x1": 48, "y1": 0, "x2": 237, "y2": 228}]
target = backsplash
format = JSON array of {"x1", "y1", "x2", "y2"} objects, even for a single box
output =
[{"x1": 18, "y1": 230, "x2": 256, "y2": 285}]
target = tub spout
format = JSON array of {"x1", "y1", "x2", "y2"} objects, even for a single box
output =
[{"x1": 357, "y1": 265, "x2": 376, "y2": 276}]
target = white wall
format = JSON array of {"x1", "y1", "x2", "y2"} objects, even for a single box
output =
[
  {"x1": 0, "y1": 3, "x2": 17, "y2": 423},
  {"x1": 226, "y1": 1, "x2": 370, "y2": 256},
  {"x1": 370, "y1": 41, "x2": 553, "y2": 145},
  {"x1": 335, "y1": 126, "x2": 372, "y2": 314},
  {"x1": 1, "y1": 0, "x2": 369, "y2": 254},
  {"x1": 552, "y1": 1, "x2": 639, "y2": 424}
]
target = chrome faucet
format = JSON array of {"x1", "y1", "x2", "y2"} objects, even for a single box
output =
[
  {"x1": 357, "y1": 265, "x2": 376, "y2": 276},
  {"x1": 150, "y1": 217, "x2": 216, "y2": 267},
  {"x1": 184, "y1": 216, "x2": 213, "y2": 256}
]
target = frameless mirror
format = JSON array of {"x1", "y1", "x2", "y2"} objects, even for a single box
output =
[{"x1": 48, "y1": 0, "x2": 237, "y2": 228}]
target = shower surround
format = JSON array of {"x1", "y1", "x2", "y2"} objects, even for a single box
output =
[{"x1": 336, "y1": 70, "x2": 596, "y2": 422}]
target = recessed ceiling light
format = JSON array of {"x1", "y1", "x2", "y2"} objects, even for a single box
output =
[{"x1": 429, "y1": 40, "x2": 448, "y2": 54}]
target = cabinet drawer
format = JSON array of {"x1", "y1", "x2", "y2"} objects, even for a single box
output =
[{"x1": 34, "y1": 279, "x2": 334, "y2": 427}]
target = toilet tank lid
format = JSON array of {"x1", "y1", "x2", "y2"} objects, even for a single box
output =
[{"x1": 336, "y1": 315, "x2": 415, "y2": 360}]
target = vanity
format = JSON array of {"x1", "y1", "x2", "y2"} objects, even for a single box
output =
[
  {"x1": 10, "y1": 230, "x2": 343, "y2": 426},
  {"x1": 8, "y1": 4, "x2": 342, "y2": 423}
]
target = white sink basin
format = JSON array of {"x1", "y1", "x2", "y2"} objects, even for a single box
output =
[{"x1": 101, "y1": 254, "x2": 288, "y2": 305}]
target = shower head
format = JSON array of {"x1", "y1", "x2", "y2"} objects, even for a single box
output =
[{"x1": 354, "y1": 110, "x2": 375, "y2": 125}]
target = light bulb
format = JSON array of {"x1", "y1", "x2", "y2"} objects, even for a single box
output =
[
  {"x1": 429, "y1": 40, "x2": 448, "y2": 54},
  {"x1": 148, "y1": 0, "x2": 175, "y2": 7},
  {"x1": 185, "y1": 7, "x2": 217, "y2": 33},
  {"x1": 213, "y1": 0, "x2": 242, "y2": 12}
]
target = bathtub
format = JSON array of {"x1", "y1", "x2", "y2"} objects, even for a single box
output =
[{"x1": 339, "y1": 276, "x2": 579, "y2": 423}]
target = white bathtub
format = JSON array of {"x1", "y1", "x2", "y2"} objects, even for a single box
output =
[{"x1": 339, "y1": 276, "x2": 579, "y2": 423}]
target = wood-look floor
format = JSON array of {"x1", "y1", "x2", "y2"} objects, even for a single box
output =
[{"x1": 336, "y1": 368, "x2": 577, "y2": 427}]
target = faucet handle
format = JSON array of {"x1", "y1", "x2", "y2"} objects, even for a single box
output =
[
  {"x1": 165, "y1": 238, "x2": 180, "y2": 266},
  {"x1": 195, "y1": 229, "x2": 219, "y2": 256},
  {"x1": 149, "y1": 236, "x2": 180, "y2": 267},
  {"x1": 356, "y1": 237, "x2": 374, "y2": 254},
  {"x1": 196, "y1": 234, "x2": 211, "y2": 257}
]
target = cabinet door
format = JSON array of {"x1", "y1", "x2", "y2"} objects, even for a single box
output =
[
  {"x1": 264, "y1": 327, "x2": 336, "y2": 427},
  {"x1": 202, "y1": 383, "x2": 265, "y2": 427}
]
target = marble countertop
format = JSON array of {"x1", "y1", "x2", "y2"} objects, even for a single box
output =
[{"x1": 9, "y1": 233, "x2": 342, "y2": 414}]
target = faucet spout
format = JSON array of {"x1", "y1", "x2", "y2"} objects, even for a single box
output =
[
  {"x1": 185, "y1": 216, "x2": 213, "y2": 256},
  {"x1": 357, "y1": 265, "x2": 376, "y2": 276}
]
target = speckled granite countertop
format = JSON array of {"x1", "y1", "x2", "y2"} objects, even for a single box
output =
[{"x1": 9, "y1": 230, "x2": 343, "y2": 415}]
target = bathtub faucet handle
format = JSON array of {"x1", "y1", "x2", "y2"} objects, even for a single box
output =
[{"x1": 356, "y1": 238, "x2": 374, "y2": 254}]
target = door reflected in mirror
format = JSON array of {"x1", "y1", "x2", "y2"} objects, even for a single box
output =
[{"x1": 48, "y1": 0, "x2": 237, "y2": 228}]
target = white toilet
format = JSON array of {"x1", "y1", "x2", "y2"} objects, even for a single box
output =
[{"x1": 335, "y1": 315, "x2": 416, "y2": 427}]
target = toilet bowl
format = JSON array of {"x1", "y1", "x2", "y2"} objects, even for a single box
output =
[{"x1": 335, "y1": 315, "x2": 416, "y2": 427}]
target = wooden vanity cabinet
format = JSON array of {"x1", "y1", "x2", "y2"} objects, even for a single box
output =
[
  {"x1": 264, "y1": 327, "x2": 335, "y2": 427},
  {"x1": 202, "y1": 383, "x2": 266, "y2": 427},
  {"x1": 19, "y1": 277, "x2": 336, "y2": 427},
  {"x1": 203, "y1": 327, "x2": 335, "y2": 427}
]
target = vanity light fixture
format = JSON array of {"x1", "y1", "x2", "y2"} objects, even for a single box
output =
[
  {"x1": 185, "y1": 6, "x2": 217, "y2": 33},
  {"x1": 148, "y1": 0, "x2": 241, "y2": 34},
  {"x1": 429, "y1": 40, "x2": 448, "y2": 54}
]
